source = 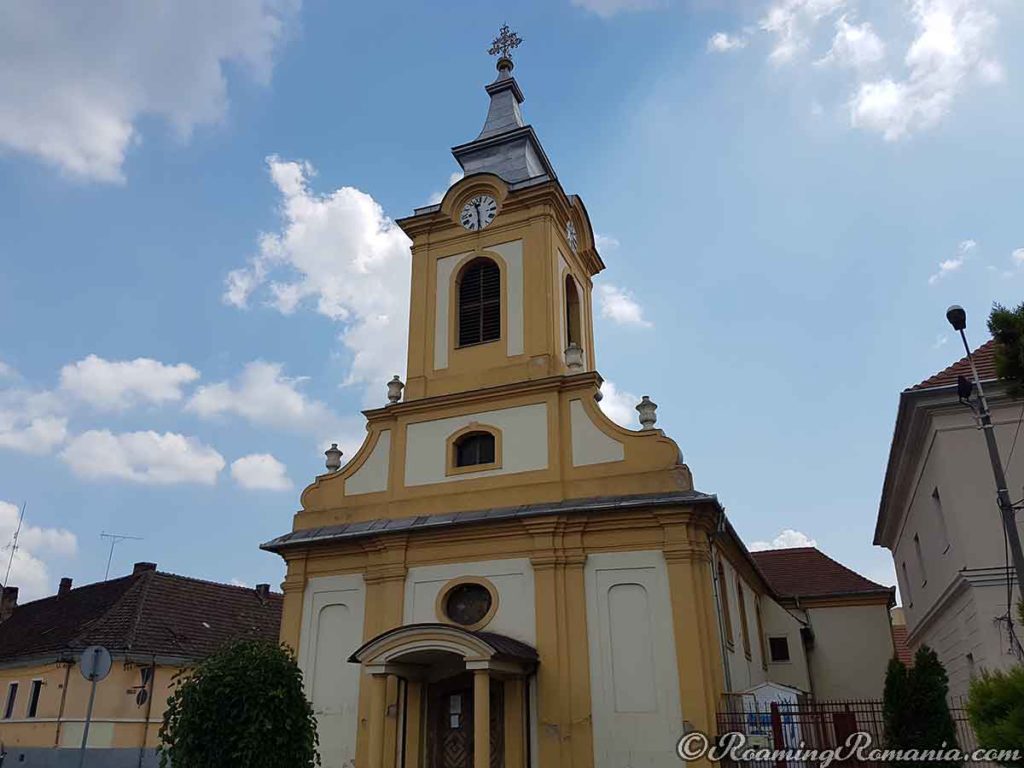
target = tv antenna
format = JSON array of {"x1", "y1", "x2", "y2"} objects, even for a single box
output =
[
  {"x1": 2, "y1": 502, "x2": 26, "y2": 590},
  {"x1": 100, "y1": 532, "x2": 143, "y2": 580}
]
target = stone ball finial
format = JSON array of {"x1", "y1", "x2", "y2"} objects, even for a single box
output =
[
  {"x1": 565, "y1": 343, "x2": 584, "y2": 372},
  {"x1": 324, "y1": 443, "x2": 343, "y2": 473},
  {"x1": 636, "y1": 395, "x2": 658, "y2": 430},
  {"x1": 387, "y1": 375, "x2": 405, "y2": 405}
]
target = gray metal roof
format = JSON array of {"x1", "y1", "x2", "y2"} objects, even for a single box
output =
[
  {"x1": 451, "y1": 64, "x2": 556, "y2": 185},
  {"x1": 261, "y1": 490, "x2": 721, "y2": 553}
]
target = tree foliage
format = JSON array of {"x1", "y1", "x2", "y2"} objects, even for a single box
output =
[
  {"x1": 988, "y1": 302, "x2": 1024, "y2": 398},
  {"x1": 967, "y1": 666, "x2": 1024, "y2": 767},
  {"x1": 159, "y1": 639, "x2": 319, "y2": 768},
  {"x1": 882, "y1": 646, "x2": 959, "y2": 765}
]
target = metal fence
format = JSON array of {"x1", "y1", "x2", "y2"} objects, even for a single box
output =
[{"x1": 717, "y1": 695, "x2": 982, "y2": 767}]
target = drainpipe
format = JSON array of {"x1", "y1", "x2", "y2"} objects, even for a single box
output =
[
  {"x1": 708, "y1": 511, "x2": 734, "y2": 696},
  {"x1": 137, "y1": 659, "x2": 156, "y2": 768},
  {"x1": 54, "y1": 662, "x2": 71, "y2": 747}
]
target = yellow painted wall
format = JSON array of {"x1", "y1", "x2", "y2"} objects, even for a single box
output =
[{"x1": 0, "y1": 658, "x2": 178, "y2": 750}]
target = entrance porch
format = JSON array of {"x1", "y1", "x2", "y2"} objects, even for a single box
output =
[{"x1": 350, "y1": 623, "x2": 538, "y2": 768}]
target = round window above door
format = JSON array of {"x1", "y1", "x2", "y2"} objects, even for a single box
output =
[{"x1": 436, "y1": 577, "x2": 499, "y2": 631}]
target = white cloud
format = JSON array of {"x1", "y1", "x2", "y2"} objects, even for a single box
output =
[
  {"x1": 0, "y1": 389, "x2": 67, "y2": 455},
  {"x1": 933, "y1": 333, "x2": 949, "y2": 349},
  {"x1": 0, "y1": 0, "x2": 298, "y2": 182},
  {"x1": 1, "y1": 500, "x2": 78, "y2": 602},
  {"x1": 595, "y1": 233, "x2": 620, "y2": 252},
  {"x1": 231, "y1": 453, "x2": 292, "y2": 491},
  {"x1": 570, "y1": 0, "x2": 665, "y2": 17},
  {"x1": 749, "y1": 528, "x2": 818, "y2": 551},
  {"x1": 187, "y1": 360, "x2": 341, "y2": 435},
  {"x1": 598, "y1": 381, "x2": 639, "y2": 428},
  {"x1": 0, "y1": 362, "x2": 15, "y2": 379},
  {"x1": 708, "y1": 33, "x2": 749, "y2": 53},
  {"x1": 224, "y1": 157, "x2": 412, "y2": 400},
  {"x1": 1012, "y1": 248, "x2": 1024, "y2": 265},
  {"x1": 928, "y1": 238, "x2": 976, "y2": 284},
  {"x1": 427, "y1": 171, "x2": 465, "y2": 205},
  {"x1": 760, "y1": 0, "x2": 847, "y2": 64},
  {"x1": 597, "y1": 284, "x2": 653, "y2": 328},
  {"x1": 60, "y1": 430, "x2": 225, "y2": 485},
  {"x1": 850, "y1": 0, "x2": 1001, "y2": 141},
  {"x1": 712, "y1": 0, "x2": 1005, "y2": 140},
  {"x1": 60, "y1": 355, "x2": 199, "y2": 410},
  {"x1": 818, "y1": 15, "x2": 885, "y2": 69}
]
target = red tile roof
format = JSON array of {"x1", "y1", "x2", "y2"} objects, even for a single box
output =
[
  {"x1": 750, "y1": 547, "x2": 893, "y2": 599},
  {"x1": 0, "y1": 569, "x2": 281, "y2": 663},
  {"x1": 910, "y1": 339, "x2": 998, "y2": 391},
  {"x1": 891, "y1": 625, "x2": 913, "y2": 665}
]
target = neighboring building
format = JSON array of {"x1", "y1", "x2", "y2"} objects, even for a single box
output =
[
  {"x1": 0, "y1": 563, "x2": 281, "y2": 767},
  {"x1": 876, "y1": 340, "x2": 1024, "y2": 699},
  {"x1": 262, "y1": 41, "x2": 898, "y2": 768},
  {"x1": 751, "y1": 547, "x2": 895, "y2": 699}
]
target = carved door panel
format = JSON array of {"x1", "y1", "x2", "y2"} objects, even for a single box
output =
[{"x1": 426, "y1": 675, "x2": 504, "y2": 768}]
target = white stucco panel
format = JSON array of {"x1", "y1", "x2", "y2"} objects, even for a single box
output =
[
  {"x1": 570, "y1": 399, "x2": 624, "y2": 466},
  {"x1": 586, "y1": 551, "x2": 682, "y2": 768},
  {"x1": 299, "y1": 574, "x2": 366, "y2": 768},
  {"x1": 345, "y1": 429, "x2": 391, "y2": 495},
  {"x1": 433, "y1": 251, "x2": 467, "y2": 371},
  {"x1": 404, "y1": 558, "x2": 536, "y2": 645},
  {"x1": 489, "y1": 240, "x2": 524, "y2": 358},
  {"x1": 404, "y1": 403, "x2": 548, "y2": 486}
]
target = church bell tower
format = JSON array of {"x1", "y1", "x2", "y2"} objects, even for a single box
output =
[{"x1": 398, "y1": 27, "x2": 604, "y2": 401}]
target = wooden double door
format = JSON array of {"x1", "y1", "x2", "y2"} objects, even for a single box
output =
[{"x1": 426, "y1": 674, "x2": 504, "y2": 768}]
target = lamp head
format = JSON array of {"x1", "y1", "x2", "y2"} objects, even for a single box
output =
[{"x1": 946, "y1": 305, "x2": 967, "y2": 332}]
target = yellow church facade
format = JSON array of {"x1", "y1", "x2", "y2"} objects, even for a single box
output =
[{"x1": 262, "y1": 37, "x2": 895, "y2": 768}]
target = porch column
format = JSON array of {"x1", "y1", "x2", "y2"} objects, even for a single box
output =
[
  {"x1": 473, "y1": 669, "x2": 491, "y2": 768},
  {"x1": 368, "y1": 673, "x2": 389, "y2": 768}
]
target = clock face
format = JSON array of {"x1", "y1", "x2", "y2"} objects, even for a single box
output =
[
  {"x1": 566, "y1": 221, "x2": 579, "y2": 252},
  {"x1": 460, "y1": 195, "x2": 498, "y2": 231}
]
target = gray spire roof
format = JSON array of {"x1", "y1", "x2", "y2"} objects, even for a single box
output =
[{"x1": 451, "y1": 61, "x2": 556, "y2": 186}]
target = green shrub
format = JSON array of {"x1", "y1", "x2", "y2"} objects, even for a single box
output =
[
  {"x1": 882, "y1": 646, "x2": 959, "y2": 766},
  {"x1": 159, "y1": 639, "x2": 319, "y2": 768},
  {"x1": 967, "y1": 666, "x2": 1024, "y2": 767}
]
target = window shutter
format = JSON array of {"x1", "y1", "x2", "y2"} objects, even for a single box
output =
[{"x1": 458, "y1": 259, "x2": 501, "y2": 346}]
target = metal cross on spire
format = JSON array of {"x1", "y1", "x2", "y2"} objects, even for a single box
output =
[{"x1": 488, "y1": 24, "x2": 523, "y2": 61}]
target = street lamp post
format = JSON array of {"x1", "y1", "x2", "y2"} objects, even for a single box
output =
[{"x1": 946, "y1": 305, "x2": 1024, "y2": 600}]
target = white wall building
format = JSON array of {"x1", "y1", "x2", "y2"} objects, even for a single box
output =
[{"x1": 876, "y1": 340, "x2": 1024, "y2": 698}]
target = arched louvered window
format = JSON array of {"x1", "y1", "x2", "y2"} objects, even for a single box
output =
[
  {"x1": 458, "y1": 258, "x2": 500, "y2": 347},
  {"x1": 454, "y1": 431, "x2": 496, "y2": 468},
  {"x1": 565, "y1": 275, "x2": 581, "y2": 347}
]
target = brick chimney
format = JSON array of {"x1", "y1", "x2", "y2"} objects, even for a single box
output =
[
  {"x1": 133, "y1": 562, "x2": 157, "y2": 575},
  {"x1": 58, "y1": 577, "x2": 73, "y2": 597},
  {"x1": 0, "y1": 586, "x2": 18, "y2": 622}
]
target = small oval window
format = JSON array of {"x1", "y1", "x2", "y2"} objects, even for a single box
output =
[{"x1": 444, "y1": 583, "x2": 493, "y2": 627}]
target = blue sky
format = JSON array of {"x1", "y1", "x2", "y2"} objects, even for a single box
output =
[{"x1": 1, "y1": 0, "x2": 1022, "y2": 601}]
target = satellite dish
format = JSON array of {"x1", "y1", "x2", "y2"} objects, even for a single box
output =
[{"x1": 79, "y1": 646, "x2": 112, "y2": 682}]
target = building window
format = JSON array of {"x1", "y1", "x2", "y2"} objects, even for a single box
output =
[
  {"x1": 755, "y1": 598, "x2": 768, "y2": 670},
  {"x1": 717, "y1": 561, "x2": 734, "y2": 648},
  {"x1": 457, "y1": 258, "x2": 500, "y2": 347},
  {"x1": 565, "y1": 275, "x2": 581, "y2": 349},
  {"x1": 932, "y1": 488, "x2": 951, "y2": 553},
  {"x1": 3, "y1": 682, "x2": 17, "y2": 719},
  {"x1": 902, "y1": 561, "x2": 912, "y2": 607},
  {"x1": 736, "y1": 581, "x2": 751, "y2": 659},
  {"x1": 454, "y1": 431, "x2": 496, "y2": 468},
  {"x1": 914, "y1": 534, "x2": 927, "y2": 586},
  {"x1": 769, "y1": 636, "x2": 791, "y2": 663},
  {"x1": 435, "y1": 576, "x2": 499, "y2": 631},
  {"x1": 26, "y1": 680, "x2": 41, "y2": 718}
]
